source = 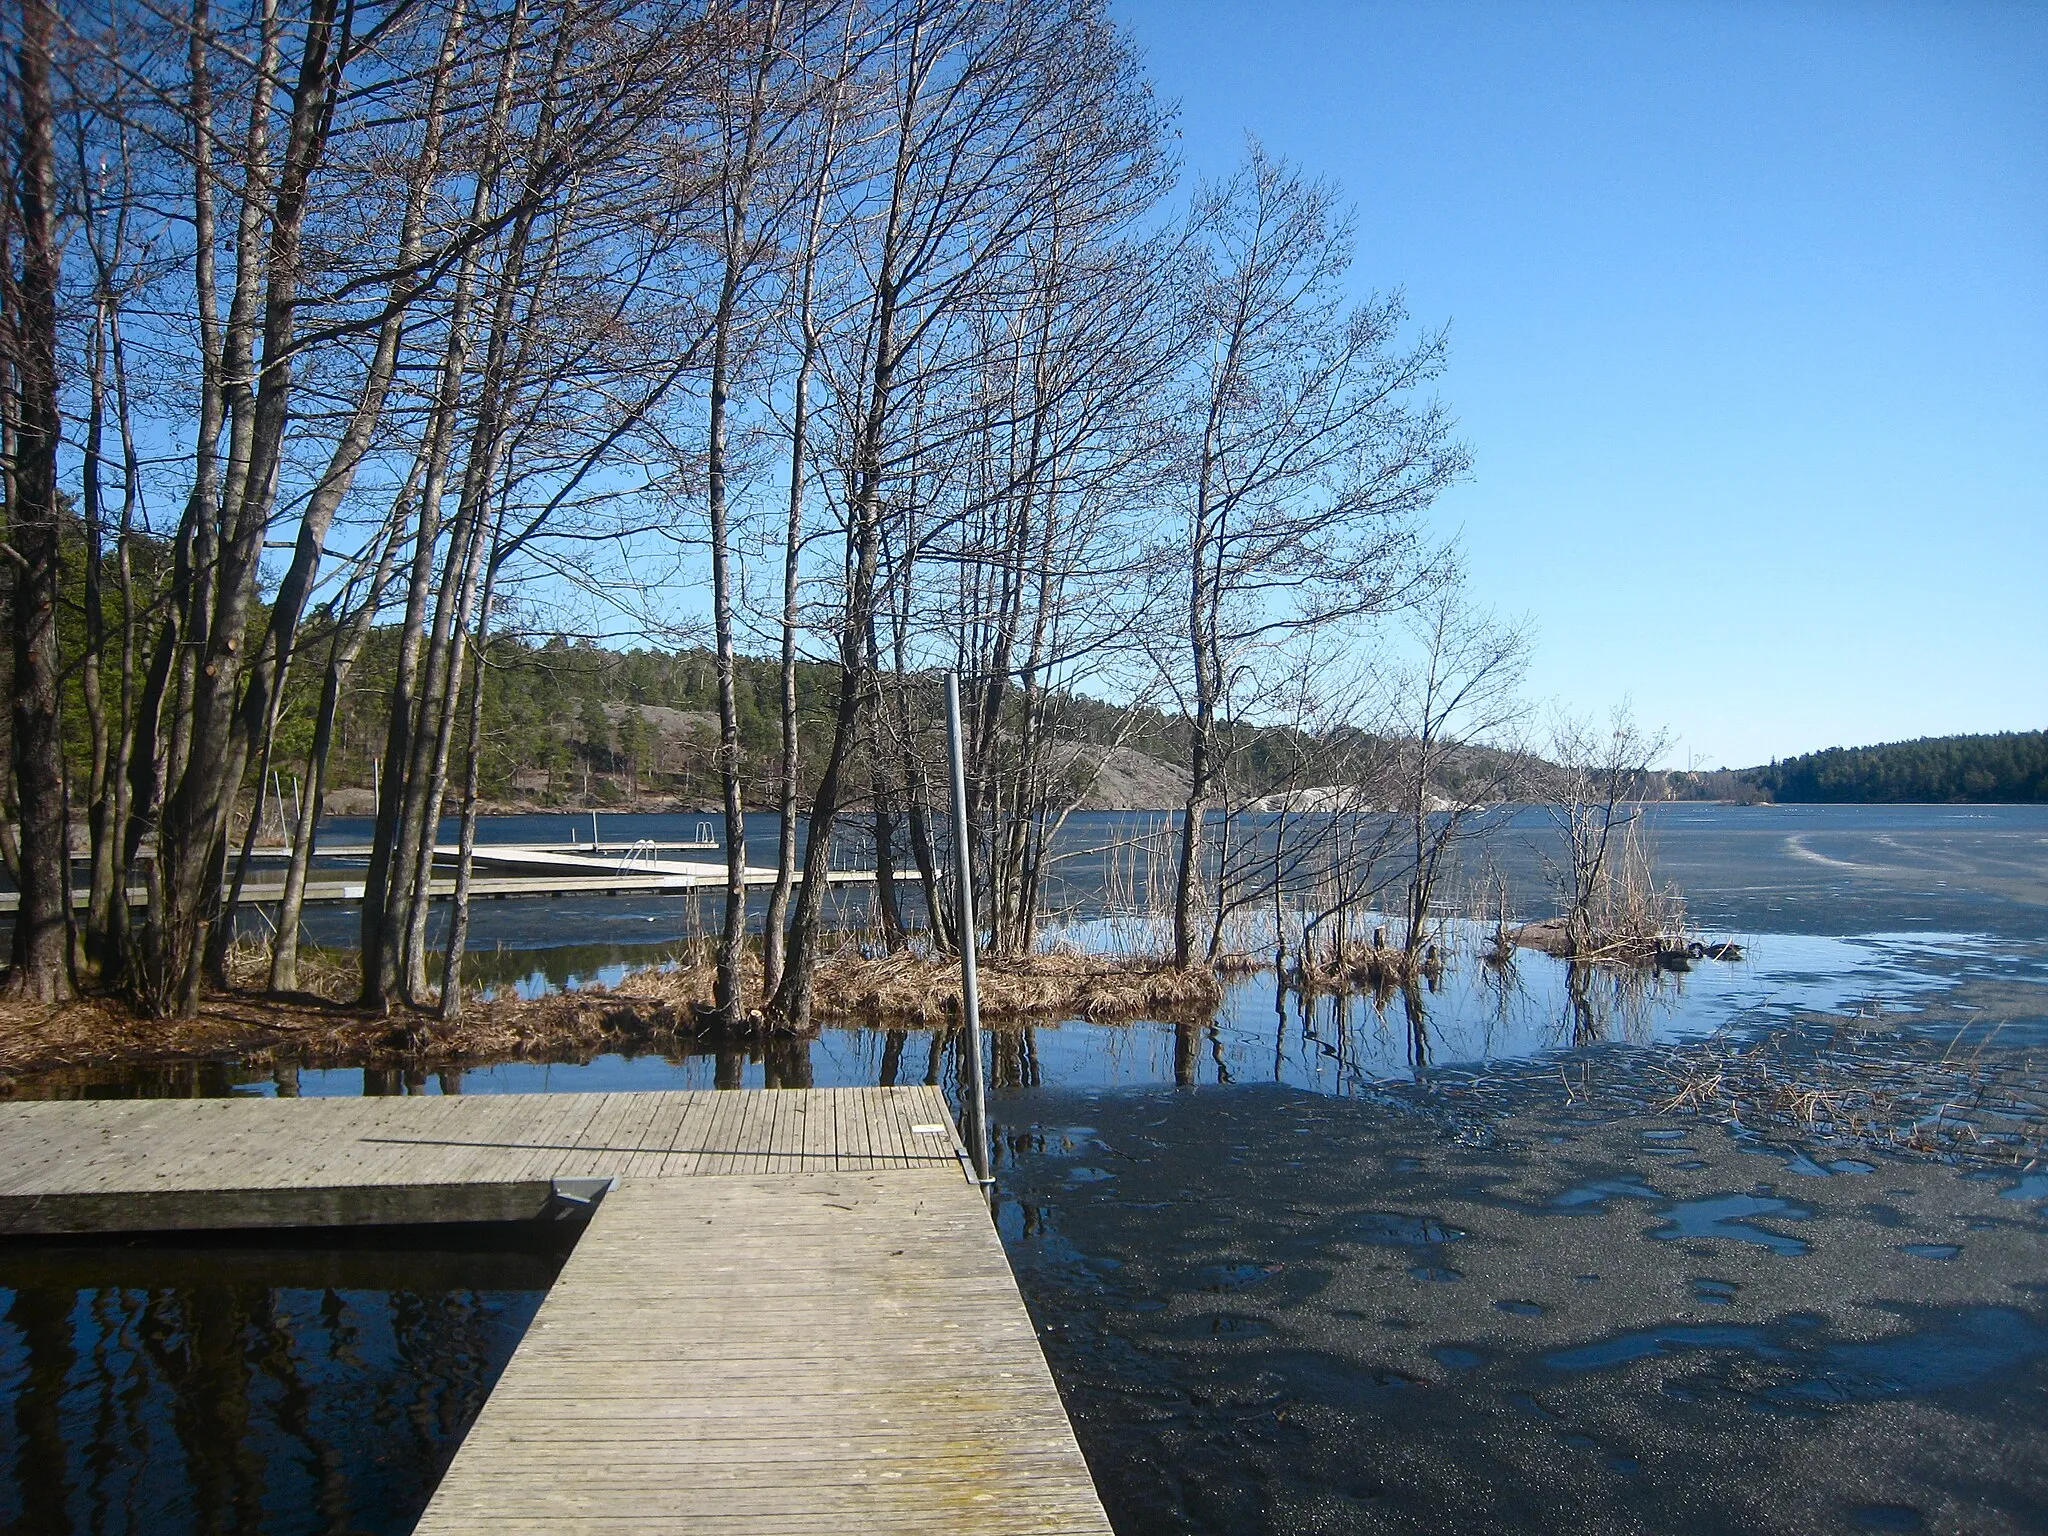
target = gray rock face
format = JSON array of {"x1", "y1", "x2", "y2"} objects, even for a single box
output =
[{"x1": 1078, "y1": 746, "x2": 1192, "y2": 811}]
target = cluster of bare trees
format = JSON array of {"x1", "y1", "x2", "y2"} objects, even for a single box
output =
[
  {"x1": 3, "y1": 0, "x2": 723, "y2": 1011},
  {"x1": 3, "y1": 0, "x2": 1484, "y2": 1029}
]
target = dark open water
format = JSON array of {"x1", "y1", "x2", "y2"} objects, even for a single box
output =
[{"x1": 3, "y1": 804, "x2": 2044, "y2": 1532}]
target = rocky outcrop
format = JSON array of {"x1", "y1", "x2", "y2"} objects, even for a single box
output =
[{"x1": 1076, "y1": 745, "x2": 1192, "y2": 811}]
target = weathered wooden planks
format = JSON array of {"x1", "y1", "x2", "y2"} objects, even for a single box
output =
[
  {"x1": 411, "y1": 1170, "x2": 1113, "y2": 1536},
  {"x1": 0, "y1": 1087, "x2": 1109, "y2": 1534},
  {"x1": 0, "y1": 1087, "x2": 960, "y2": 1234}
]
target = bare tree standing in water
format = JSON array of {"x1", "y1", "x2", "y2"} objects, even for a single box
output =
[
  {"x1": 1165, "y1": 145, "x2": 1465, "y2": 973},
  {"x1": 1388, "y1": 588, "x2": 1530, "y2": 966},
  {"x1": 1544, "y1": 705, "x2": 1671, "y2": 957}
]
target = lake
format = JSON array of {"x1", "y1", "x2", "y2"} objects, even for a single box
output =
[{"x1": 3, "y1": 803, "x2": 2044, "y2": 1532}]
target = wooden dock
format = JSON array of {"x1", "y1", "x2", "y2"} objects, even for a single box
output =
[
  {"x1": 0, "y1": 1088, "x2": 1112, "y2": 1535},
  {"x1": 0, "y1": 864, "x2": 890, "y2": 915}
]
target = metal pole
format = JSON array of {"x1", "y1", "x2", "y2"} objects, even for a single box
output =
[{"x1": 944, "y1": 672, "x2": 994, "y2": 1194}]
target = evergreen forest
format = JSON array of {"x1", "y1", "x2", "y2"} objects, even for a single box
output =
[{"x1": 1745, "y1": 733, "x2": 2048, "y2": 804}]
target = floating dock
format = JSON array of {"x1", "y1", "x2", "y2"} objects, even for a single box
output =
[
  {"x1": 239, "y1": 838, "x2": 723, "y2": 864},
  {"x1": 0, "y1": 1088, "x2": 1112, "y2": 1534},
  {"x1": 0, "y1": 862, "x2": 889, "y2": 914}
]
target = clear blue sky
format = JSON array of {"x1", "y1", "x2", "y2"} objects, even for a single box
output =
[{"x1": 1113, "y1": 0, "x2": 2047, "y2": 768}]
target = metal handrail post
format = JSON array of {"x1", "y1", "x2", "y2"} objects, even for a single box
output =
[{"x1": 944, "y1": 672, "x2": 994, "y2": 1195}]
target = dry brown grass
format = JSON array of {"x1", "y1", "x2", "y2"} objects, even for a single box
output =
[
  {"x1": 1293, "y1": 939, "x2": 1441, "y2": 993},
  {"x1": 223, "y1": 936, "x2": 358, "y2": 1001},
  {"x1": 810, "y1": 950, "x2": 1221, "y2": 1024},
  {"x1": 0, "y1": 942, "x2": 1222, "y2": 1090},
  {"x1": 588, "y1": 945, "x2": 1220, "y2": 1025},
  {"x1": 1640, "y1": 1023, "x2": 2044, "y2": 1167}
]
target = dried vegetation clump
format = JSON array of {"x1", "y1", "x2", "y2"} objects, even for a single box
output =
[
  {"x1": 0, "y1": 941, "x2": 1223, "y2": 1090},
  {"x1": 1292, "y1": 938, "x2": 1443, "y2": 993},
  {"x1": 573, "y1": 945, "x2": 1221, "y2": 1025},
  {"x1": 1509, "y1": 918, "x2": 1743, "y2": 970},
  {"x1": 0, "y1": 993, "x2": 262, "y2": 1086},
  {"x1": 0, "y1": 980, "x2": 692, "y2": 1091},
  {"x1": 1512, "y1": 809, "x2": 1716, "y2": 969},
  {"x1": 223, "y1": 936, "x2": 357, "y2": 1001},
  {"x1": 811, "y1": 950, "x2": 1221, "y2": 1024},
  {"x1": 1646, "y1": 1021, "x2": 2046, "y2": 1169}
]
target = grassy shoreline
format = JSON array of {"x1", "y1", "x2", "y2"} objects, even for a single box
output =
[{"x1": 0, "y1": 946, "x2": 1223, "y2": 1091}]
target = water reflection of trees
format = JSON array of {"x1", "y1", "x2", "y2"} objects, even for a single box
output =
[
  {"x1": 15, "y1": 924, "x2": 1705, "y2": 1105},
  {"x1": 1240, "y1": 939, "x2": 1696, "y2": 1091},
  {"x1": 991, "y1": 1032, "x2": 1041, "y2": 1093},
  {"x1": 0, "y1": 1275, "x2": 539, "y2": 1535},
  {"x1": 1557, "y1": 960, "x2": 1674, "y2": 1049}
]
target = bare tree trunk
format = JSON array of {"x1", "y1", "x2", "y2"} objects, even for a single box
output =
[
  {"x1": 702, "y1": 0, "x2": 796, "y2": 1020},
  {"x1": 272, "y1": 506, "x2": 401, "y2": 992},
  {"x1": 864, "y1": 629, "x2": 910, "y2": 953},
  {"x1": 143, "y1": 0, "x2": 284, "y2": 1012},
  {"x1": 400, "y1": 0, "x2": 551, "y2": 1007},
  {"x1": 762, "y1": 11, "x2": 851, "y2": 1003},
  {"x1": 398, "y1": 513, "x2": 478, "y2": 1003},
  {"x1": 364, "y1": 0, "x2": 520, "y2": 1009},
  {"x1": 1172, "y1": 361, "x2": 1231, "y2": 972},
  {"x1": 360, "y1": 453, "x2": 447, "y2": 1006},
  {"x1": 441, "y1": 525, "x2": 504, "y2": 1021},
  {"x1": 206, "y1": 691, "x2": 285, "y2": 986},
  {"x1": 273, "y1": 611, "x2": 368, "y2": 986},
  {"x1": 769, "y1": 258, "x2": 897, "y2": 1029},
  {"x1": 1172, "y1": 685, "x2": 1217, "y2": 968},
  {"x1": 771, "y1": 622, "x2": 868, "y2": 1029},
  {"x1": 763, "y1": 346, "x2": 808, "y2": 998},
  {"x1": 703, "y1": 169, "x2": 756, "y2": 1013},
  {"x1": 869, "y1": 764, "x2": 908, "y2": 951},
  {"x1": 100, "y1": 305, "x2": 144, "y2": 982},
  {"x1": 3, "y1": 0, "x2": 73, "y2": 1001},
  {"x1": 80, "y1": 309, "x2": 117, "y2": 978},
  {"x1": 149, "y1": 0, "x2": 344, "y2": 1016},
  {"x1": 706, "y1": 332, "x2": 750, "y2": 1019}
]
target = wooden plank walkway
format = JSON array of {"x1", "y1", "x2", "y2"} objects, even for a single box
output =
[
  {"x1": 0, "y1": 1087, "x2": 1113, "y2": 1534},
  {"x1": 414, "y1": 1172, "x2": 1111, "y2": 1535},
  {"x1": 0, "y1": 1088, "x2": 964, "y2": 1234}
]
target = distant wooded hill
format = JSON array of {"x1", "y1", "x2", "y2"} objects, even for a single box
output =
[
  {"x1": 291, "y1": 635, "x2": 1525, "y2": 813},
  {"x1": 267, "y1": 629, "x2": 2047, "y2": 812},
  {"x1": 124, "y1": 620, "x2": 2048, "y2": 812},
  {"x1": 1742, "y1": 732, "x2": 2047, "y2": 804},
  {"x1": 295, "y1": 635, "x2": 1216, "y2": 812}
]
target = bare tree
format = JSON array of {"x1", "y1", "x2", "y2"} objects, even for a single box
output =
[
  {"x1": 1543, "y1": 705, "x2": 1673, "y2": 958},
  {"x1": 1164, "y1": 144, "x2": 1464, "y2": 972},
  {"x1": 945, "y1": 186, "x2": 1181, "y2": 960},
  {"x1": 269, "y1": 514, "x2": 401, "y2": 992},
  {"x1": 770, "y1": 0, "x2": 1165, "y2": 1028},
  {"x1": 1387, "y1": 589, "x2": 1531, "y2": 964},
  {"x1": 694, "y1": 0, "x2": 836, "y2": 1023},
  {"x1": 1, "y1": 0, "x2": 73, "y2": 1000}
]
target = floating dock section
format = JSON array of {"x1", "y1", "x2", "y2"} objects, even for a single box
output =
[
  {"x1": 0, "y1": 861, "x2": 890, "y2": 913},
  {"x1": 0, "y1": 1088, "x2": 1112, "y2": 1535}
]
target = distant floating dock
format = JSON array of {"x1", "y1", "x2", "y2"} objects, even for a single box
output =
[
  {"x1": 0, "y1": 1088, "x2": 1113, "y2": 1535},
  {"x1": 1, "y1": 851, "x2": 895, "y2": 914}
]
